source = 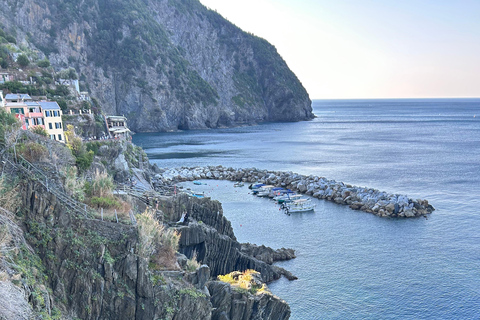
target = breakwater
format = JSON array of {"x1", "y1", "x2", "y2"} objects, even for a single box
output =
[{"x1": 153, "y1": 166, "x2": 434, "y2": 218}]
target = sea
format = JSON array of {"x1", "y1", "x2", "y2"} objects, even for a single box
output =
[{"x1": 133, "y1": 99, "x2": 480, "y2": 320}]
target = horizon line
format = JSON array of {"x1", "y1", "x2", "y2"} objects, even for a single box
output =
[{"x1": 312, "y1": 97, "x2": 480, "y2": 100}]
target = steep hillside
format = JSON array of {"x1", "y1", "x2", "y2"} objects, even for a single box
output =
[{"x1": 0, "y1": 0, "x2": 313, "y2": 131}]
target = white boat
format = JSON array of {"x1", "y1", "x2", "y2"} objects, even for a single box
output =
[
  {"x1": 234, "y1": 182, "x2": 244, "y2": 187},
  {"x1": 283, "y1": 199, "x2": 316, "y2": 214},
  {"x1": 256, "y1": 185, "x2": 275, "y2": 197}
]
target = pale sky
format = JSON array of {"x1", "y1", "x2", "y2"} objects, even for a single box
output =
[{"x1": 199, "y1": 0, "x2": 480, "y2": 99}]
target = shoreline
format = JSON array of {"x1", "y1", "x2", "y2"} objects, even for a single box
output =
[{"x1": 153, "y1": 165, "x2": 435, "y2": 218}]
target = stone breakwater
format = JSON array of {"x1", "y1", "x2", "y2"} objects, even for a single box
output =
[{"x1": 154, "y1": 166, "x2": 435, "y2": 218}]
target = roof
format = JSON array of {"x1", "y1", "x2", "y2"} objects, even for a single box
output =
[
  {"x1": 26, "y1": 102, "x2": 40, "y2": 106},
  {"x1": 38, "y1": 101, "x2": 61, "y2": 110},
  {"x1": 106, "y1": 115, "x2": 127, "y2": 121},
  {"x1": 5, "y1": 93, "x2": 32, "y2": 101}
]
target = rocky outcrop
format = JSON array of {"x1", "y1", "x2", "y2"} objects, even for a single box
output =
[
  {"x1": 240, "y1": 244, "x2": 296, "y2": 265},
  {"x1": 0, "y1": 0, "x2": 313, "y2": 132},
  {"x1": 208, "y1": 281, "x2": 290, "y2": 320},
  {"x1": 12, "y1": 168, "x2": 292, "y2": 319},
  {"x1": 158, "y1": 194, "x2": 297, "y2": 283},
  {"x1": 155, "y1": 166, "x2": 435, "y2": 218}
]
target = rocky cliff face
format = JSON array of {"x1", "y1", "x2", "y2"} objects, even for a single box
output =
[
  {"x1": 0, "y1": 0, "x2": 313, "y2": 132},
  {"x1": 3, "y1": 162, "x2": 291, "y2": 319}
]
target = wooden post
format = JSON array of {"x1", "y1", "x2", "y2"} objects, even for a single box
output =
[{"x1": 115, "y1": 209, "x2": 118, "y2": 223}]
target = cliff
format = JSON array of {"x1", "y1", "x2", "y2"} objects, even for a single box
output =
[
  {"x1": 0, "y1": 0, "x2": 313, "y2": 132},
  {"x1": 0, "y1": 127, "x2": 293, "y2": 319}
]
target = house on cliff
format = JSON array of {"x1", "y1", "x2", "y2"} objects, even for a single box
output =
[
  {"x1": 39, "y1": 101, "x2": 65, "y2": 142},
  {"x1": 105, "y1": 115, "x2": 130, "y2": 139},
  {"x1": 0, "y1": 92, "x2": 65, "y2": 143}
]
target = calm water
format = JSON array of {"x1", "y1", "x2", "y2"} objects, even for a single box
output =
[{"x1": 134, "y1": 99, "x2": 480, "y2": 320}]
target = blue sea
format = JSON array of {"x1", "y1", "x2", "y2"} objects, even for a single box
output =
[{"x1": 133, "y1": 99, "x2": 480, "y2": 320}]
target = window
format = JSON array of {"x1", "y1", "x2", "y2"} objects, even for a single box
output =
[
  {"x1": 58, "y1": 134, "x2": 62, "y2": 141},
  {"x1": 50, "y1": 135, "x2": 55, "y2": 140},
  {"x1": 45, "y1": 111, "x2": 50, "y2": 117},
  {"x1": 49, "y1": 123, "x2": 53, "y2": 130},
  {"x1": 55, "y1": 123, "x2": 59, "y2": 129}
]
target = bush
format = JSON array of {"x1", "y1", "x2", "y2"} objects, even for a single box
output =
[
  {"x1": 136, "y1": 210, "x2": 180, "y2": 270},
  {"x1": 17, "y1": 142, "x2": 48, "y2": 162},
  {"x1": 90, "y1": 196, "x2": 120, "y2": 209},
  {"x1": 63, "y1": 166, "x2": 85, "y2": 201},
  {"x1": 16, "y1": 54, "x2": 29, "y2": 67},
  {"x1": 75, "y1": 150, "x2": 94, "y2": 171},
  {"x1": 185, "y1": 251, "x2": 201, "y2": 272},
  {"x1": 37, "y1": 59, "x2": 50, "y2": 68},
  {"x1": 5, "y1": 35, "x2": 16, "y2": 44},
  {"x1": 30, "y1": 126, "x2": 48, "y2": 137},
  {"x1": 90, "y1": 171, "x2": 113, "y2": 197},
  {"x1": 217, "y1": 270, "x2": 267, "y2": 295},
  {"x1": 137, "y1": 210, "x2": 162, "y2": 257}
]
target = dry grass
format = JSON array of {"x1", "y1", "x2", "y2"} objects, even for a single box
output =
[
  {"x1": 186, "y1": 251, "x2": 201, "y2": 272},
  {"x1": 136, "y1": 210, "x2": 181, "y2": 270}
]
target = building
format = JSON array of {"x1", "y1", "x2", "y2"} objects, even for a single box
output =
[
  {"x1": 39, "y1": 101, "x2": 65, "y2": 142},
  {"x1": 0, "y1": 92, "x2": 66, "y2": 143},
  {"x1": 105, "y1": 115, "x2": 130, "y2": 139}
]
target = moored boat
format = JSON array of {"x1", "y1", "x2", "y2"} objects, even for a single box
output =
[
  {"x1": 234, "y1": 181, "x2": 244, "y2": 187},
  {"x1": 282, "y1": 198, "x2": 316, "y2": 214},
  {"x1": 256, "y1": 185, "x2": 275, "y2": 197}
]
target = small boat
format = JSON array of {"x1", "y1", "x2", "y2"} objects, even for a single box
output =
[
  {"x1": 234, "y1": 181, "x2": 244, "y2": 187},
  {"x1": 249, "y1": 183, "x2": 266, "y2": 194},
  {"x1": 268, "y1": 187, "x2": 286, "y2": 198},
  {"x1": 282, "y1": 199, "x2": 316, "y2": 214},
  {"x1": 275, "y1": 193, "x2": 303, "y2": 204},
  {"x1": 256, "y1": 185, "x2": 275, "y2": 197},
  {"x1": 185, "y1": 188, "x2": 205, "y2": 198},
  {"x1": 193, "y1": 181, "x2": 204, "y2": 185}
]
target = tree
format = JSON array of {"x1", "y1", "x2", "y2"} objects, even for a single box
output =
[
  {"x1": 16, "y1": 54, "x2": 29, "y2": 67},
  {"x1": 37, "y1": 59, "x2": 50, "y2": 68}
]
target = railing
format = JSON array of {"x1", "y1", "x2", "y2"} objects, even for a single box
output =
[{"x1": 7, "y1": 155, "x2": 96, "y2": 219}]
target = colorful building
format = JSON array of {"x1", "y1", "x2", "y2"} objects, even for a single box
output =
[
  {"x1": 39, "y1": 101, "x2": 64, "y2": 142},
  {"x1": 0, "y1": 92, "x2": 65, "y2": 143}
]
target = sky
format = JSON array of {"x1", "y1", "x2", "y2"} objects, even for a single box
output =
[{"x1": 199, "y1": 0, "x2": 480, "y2": 99}]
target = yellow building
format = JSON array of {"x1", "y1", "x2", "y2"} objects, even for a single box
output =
[{"x1": 39, "y1": 101, "x2": 65, "y2": 143}]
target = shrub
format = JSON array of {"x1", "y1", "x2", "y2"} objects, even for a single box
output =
[
  {"x1": 217, "y1": 270, "x2": 267, "y2": 295},
  {"x1": 186, "y1": 251, "x2": 201, "y2": 272},
  {"x1": 137, "y1": 210, "x2": 163, "y2": 257},
  {"x1": 17, "y1": 142, "x2": 48, "y2": 162},
  {"x1": 90, "y1": 171, "x2": 114, "y2": 198},
  {"x1": 37, "y1": 59, "x2": 50, "y2": 68},
  {"x1": 75, "y1": 150, "x2": 94, "y2": 171},
  {"x1": 90, "y1": 196, "x2": 120, "y2": 209},
  {"x1": 63, "y1": 166, "x2": 85, "y2": 201},
  {"x1": 30, "y1": 126, "x2": 48, "y2": 137},
  {"x1": 16, "y1": 54, "x2": 29, "y2": 67},
  {"x1": 136, "y1": 210, "x2": 180, "y2": 270}
]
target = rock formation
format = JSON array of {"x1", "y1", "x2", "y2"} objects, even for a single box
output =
[
  {"x1": 155, "y1": 166, "x2": 435, "y2": 218},
  {"x1": 0, "y1": 0, "x2": 313, "y2": 132}
]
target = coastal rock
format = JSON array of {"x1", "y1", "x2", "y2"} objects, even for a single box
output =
[
  {"x1": 208, "y1": 281, "x2": 290, "y2": 320},
  {"x1": 160, "y1": 165, "x2": 435, "y2": 218}
]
